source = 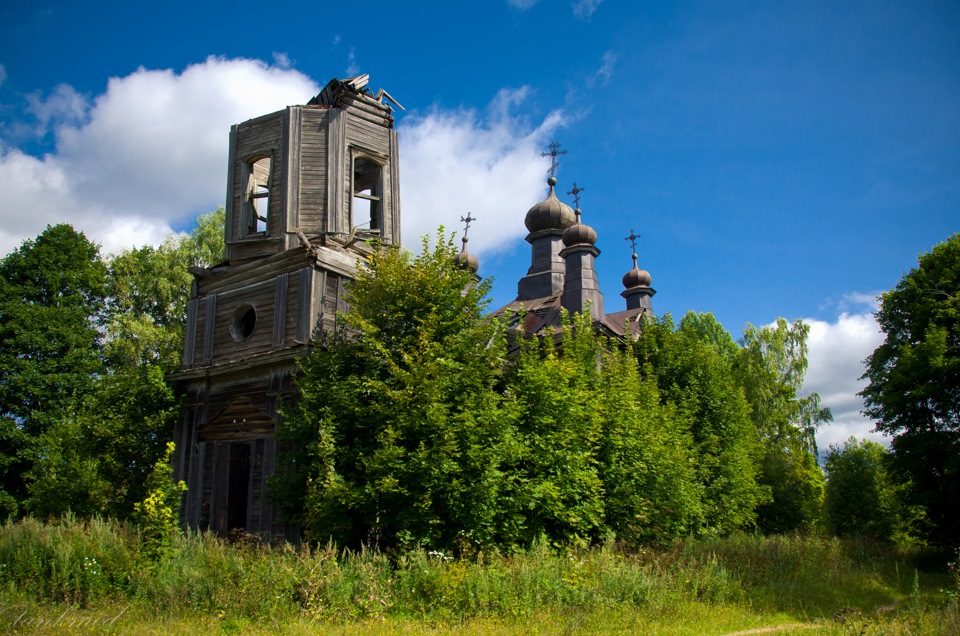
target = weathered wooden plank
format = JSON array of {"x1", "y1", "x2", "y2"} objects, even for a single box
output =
[
  {"x1": 202, "y1": 295, "x2": 217, "y2": 364},
  {"x1": 390, "y1": 129, "x2": 401, "y2": 245},
  {"x1": 184, "y1": 298, "x2": 198, "y2": 368},
  {"x1": 273, "y1": 273, "x2": 288, "y2": 348},
  {"x1": 262, "y1": 438, "x2": 276, "y2": 538},
  {"x1": 326, "y1": 108, "x2": 347, "y2": 234},
  {"x1": 296, "y1": 267, "x2": 312, "y2": 342},
  {"x1": 224, "y1": 126, "x2": 239, "y2": 258}
]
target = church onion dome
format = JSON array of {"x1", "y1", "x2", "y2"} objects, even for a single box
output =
[
  {"x1": 524, "y1": 177, "x2": 577, "y2": 233},
  {"x1": 622, "y1": 255, "x2": 652, "y2": 288},
  {"x1": 562, "y1": 209, "x2": 598, "y2": 247},
  {"x1": 454, "y1": 249, "x2": 480, "y2": 273}
]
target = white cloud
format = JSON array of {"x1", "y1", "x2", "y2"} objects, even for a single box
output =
[
  {"x1": 272, "y1": 52, "x2": 293, "y2": 69},
  {"x1": 346, "y1": 48, "x2": 359, "y2": 77},
  {"x1": 508, "y1": 0, "x2": 539, "y2": 9},
  {"x1": 1, "y1": 57, "x2": 563, "y2": 264},
  {"x1": 0, "y1": 57, "x2": 319, "y2": 256},
  {"x1": 24, "y1": 83, "x2": 90, "y2": 137},
  {"x1": 397, "y1": 87, "x2": 565, "y2": 255},
  {"x1": 572, "y1": 0, "x2": 603, "y2": 21},
  {"x1": 803, "y1": 308, "x2": 888, "y2": 452},
  {"x1": 0, "y1": 64, "x2": 7, "y2": 88},
  {"x1": 596, "y1": 50, "x2": 617, "y2": 87}
]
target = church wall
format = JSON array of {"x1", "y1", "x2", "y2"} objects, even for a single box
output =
[
  {"x1": 297, "y1": 107, "x2": 331, "y2": 237},
  {"x1": 225, "y1": 111, "x2": 286, "y2": 262}
]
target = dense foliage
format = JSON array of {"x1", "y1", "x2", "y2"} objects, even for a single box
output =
[
  {"x1": 824, "y1": 437, "x2": 920, "y2": 543},
  {"x1": 4, "y1": 217, "x2": 945, "y2": 556},
  {"x1": 861, "y1": 233, "x2": 960, "y2": 546},
  {"x1": 277, "y1": 233, "x2": 831, "y2": 551},
  {"x1": 0, "y1": 211, "x2": 224, "y2": 521}
]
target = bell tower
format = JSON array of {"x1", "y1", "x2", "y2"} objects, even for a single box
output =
[
  {"x1": 223, "y1": 74, "x2": 401, "y2": 263},
  {"x1": 172, "y1": 75, "x2": 402, "y2": 542}
]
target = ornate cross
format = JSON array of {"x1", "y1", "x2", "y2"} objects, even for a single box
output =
[
  {"x1": 625, "y1": 229, "x2": 641, "y2": 253},
  {"x1": 460, "y1": 212, "x2": 475, "y2": 247},
  {"x1": 567, "y1": 182, "x2": 585, "y2": 209},
  {"x1": 540, "y1": 140, "x2": 567, "y2": 178}
]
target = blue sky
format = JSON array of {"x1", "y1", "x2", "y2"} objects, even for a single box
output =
[{"x1": 1, "y1": 0, "x2": 958, "y2": 449}]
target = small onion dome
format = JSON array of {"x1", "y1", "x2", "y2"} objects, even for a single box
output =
[
  {"x1": 622, "y1": 255, "x2": 652, "y2": 288},
  {"x1": 524, "y1": 177, "x2": 577, "y2": 233},
  {"x1": 454, "y1": 249, "x2": 479, "y2": 273},
  {"x1": 562, "y1": 209, "x2": 598, "y2": 247}
]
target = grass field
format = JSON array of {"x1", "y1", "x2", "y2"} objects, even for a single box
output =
[{"x1": 1, "y1": 517, "x2": 956, "y2": 634}]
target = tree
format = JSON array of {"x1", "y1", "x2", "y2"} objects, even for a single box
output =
[
  {"x1": 596, "y1": 345, "x2": 703, "y2": 544},
  {"x1": 734, "y1": 318, "x2": 831, "y2": 534},
  {"x1": 861, "y1": 233, "x2": 960, "y2": 545},
  {"x1": 634, "y1": 313, "x2": 766, "y2": 534},
  {"x1": 19, "y1": 211, "x2": 224, "y2": 520},
  {"x1": 0, "y1": 225, "x2": 107, "y2": 518},
  {"x1": 276, "y1": 233, "x2": 514, "y2": 551},
  {"x1": 824, "y1": 437, "x2": 920, "y2": 544}
]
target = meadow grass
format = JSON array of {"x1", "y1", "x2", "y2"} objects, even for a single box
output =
[{"x1": 1, "y1": 516, "x2": 956, "y2": 634}]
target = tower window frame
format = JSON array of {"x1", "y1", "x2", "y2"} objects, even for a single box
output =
[
  {"x1": 350, "y1": 150, "x2": 385, "y2": 238},
  {"x1": 242, "y1": 151, "x2": 273, "y2": 238}
]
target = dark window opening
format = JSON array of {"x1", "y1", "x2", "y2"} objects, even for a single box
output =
[
  {"x1": 231, "y1": 304, "x2": 257, "y2": 341},
  {"x1": 352, "y1": 156, "x2": 382, "y2": 233},
  {"x1": 245, "y1": 155, "x2": 271, "y2": 236},
  {"x1": 226, "y1": 443, "x2": 250, "y2": 532}
]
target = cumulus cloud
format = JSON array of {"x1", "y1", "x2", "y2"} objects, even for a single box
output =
[
  {"x1": 0, "y1": 57, "x2": 319, "y2": 255},
  {"x1": 397, "y1": 87, "x2": 565, "y2": 254},
  {"x1": 802, "y1": 303, "x2": 888, "y2": 452}
]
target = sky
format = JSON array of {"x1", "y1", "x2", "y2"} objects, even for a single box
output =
[{"x1": 1, "y1": 0, "x2": 957, "y2": 451}]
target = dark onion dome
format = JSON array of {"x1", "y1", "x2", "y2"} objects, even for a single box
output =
[
  {"x1": 454, "y1": 249, "x2": 479, "y2": 273},
  {"x1": 524, "y1": 177, "x2": 577, "y2": 233},
  {"x1": 562, "y1": 209, "x2": 598, "y2": 247},
  {"x1": 622, "y1": 254, "x2": 652, "y2": 288}
]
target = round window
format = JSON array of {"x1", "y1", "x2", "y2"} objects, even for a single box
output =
[{"x1": 231, "y1": 304, "x2": 257, "y2": 341}]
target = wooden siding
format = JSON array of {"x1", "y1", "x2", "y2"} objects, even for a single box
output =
[
  {"x1": 226, "y1": 110, "x2": 285, "y2": 262},
  {"x1": 281, "y1": 108, "x2": 302, "y2": 252},
  {"x1": 209, "y1": 280, "x2": 276, "y2": 365},
  {"x1": 346, "y1": 112, "x2": 391, "y2": 156},
  {"x1": 298, "y1": 108, "x2": 330, "y2": 237},
  {"x1": 326, "y1": 108, "x2": 348, "y2": 235}
]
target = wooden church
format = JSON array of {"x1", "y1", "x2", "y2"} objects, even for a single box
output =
[
  {"x1": 171, "y1": 75, "x2": 401, "y2": 541},
  {"x1": 172, "y1": 74, "x2": 657, "y2": 542}
]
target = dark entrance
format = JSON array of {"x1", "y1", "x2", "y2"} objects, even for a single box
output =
[{"x1": 226, "y1": 443, "x2": 250, "y2": 531}]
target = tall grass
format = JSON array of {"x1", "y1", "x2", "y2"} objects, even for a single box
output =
[{"x1": 1, "y1": 516, "x2": 957, "y2": 633}]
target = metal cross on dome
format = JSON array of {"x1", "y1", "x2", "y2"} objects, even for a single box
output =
[
  {"x1": 460, "y1": 212, "x2": 475, "y2": 247},
  {"x1": 625, "y1": 229, "x2": 641, "y2": 254},
  {"x1": 540, "y1": 140, "x2": 567, "y2": 178},
  {"x1": 567, "y1": 182, "x2": 585, "y2": 209}
]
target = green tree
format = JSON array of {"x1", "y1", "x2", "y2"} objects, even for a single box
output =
[
  {"x1": 21, "y1": 211, "x2": 224, "y2": 519},
  {"x1": 596, "y1": 345, "x2": 703, "y2": 544},
  {"x1": 502, "y1": 315, "x2": 606, "y2": 547},
  {"x1": 735, "y1": 318, "x2": 830, "y2": 534},
  {"x1": 824, "y1": 437, "x2": 919, "y2": 543},
  {"x1": 635, "y1": 313, "x2": 766, "y2": 534},
  {"x1": 861, "y1": 233, "x2": 960, "y2": 546},
  {"x1": 277, "y1": 233, "x2": 513, "y2": 551},
  {"x1": 0, "y1": 225, "x2": 107, "y2": 518}
]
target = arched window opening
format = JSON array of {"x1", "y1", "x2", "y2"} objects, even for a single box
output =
[
  {"x1": 352, "y1": 155, "x2": 382, "y2": 234},
  {"x1": 244, "y1": 154, "x2": 272, "y2": 236}
]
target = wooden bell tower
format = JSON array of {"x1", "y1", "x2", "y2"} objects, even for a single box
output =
[{"x1": 171, "y1": 75, "x2": 401, "y2": 541}]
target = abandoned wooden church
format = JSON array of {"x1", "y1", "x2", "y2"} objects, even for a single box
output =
[{"x1": 171, "y1": 74, "x2": 656, "y2": 541}]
